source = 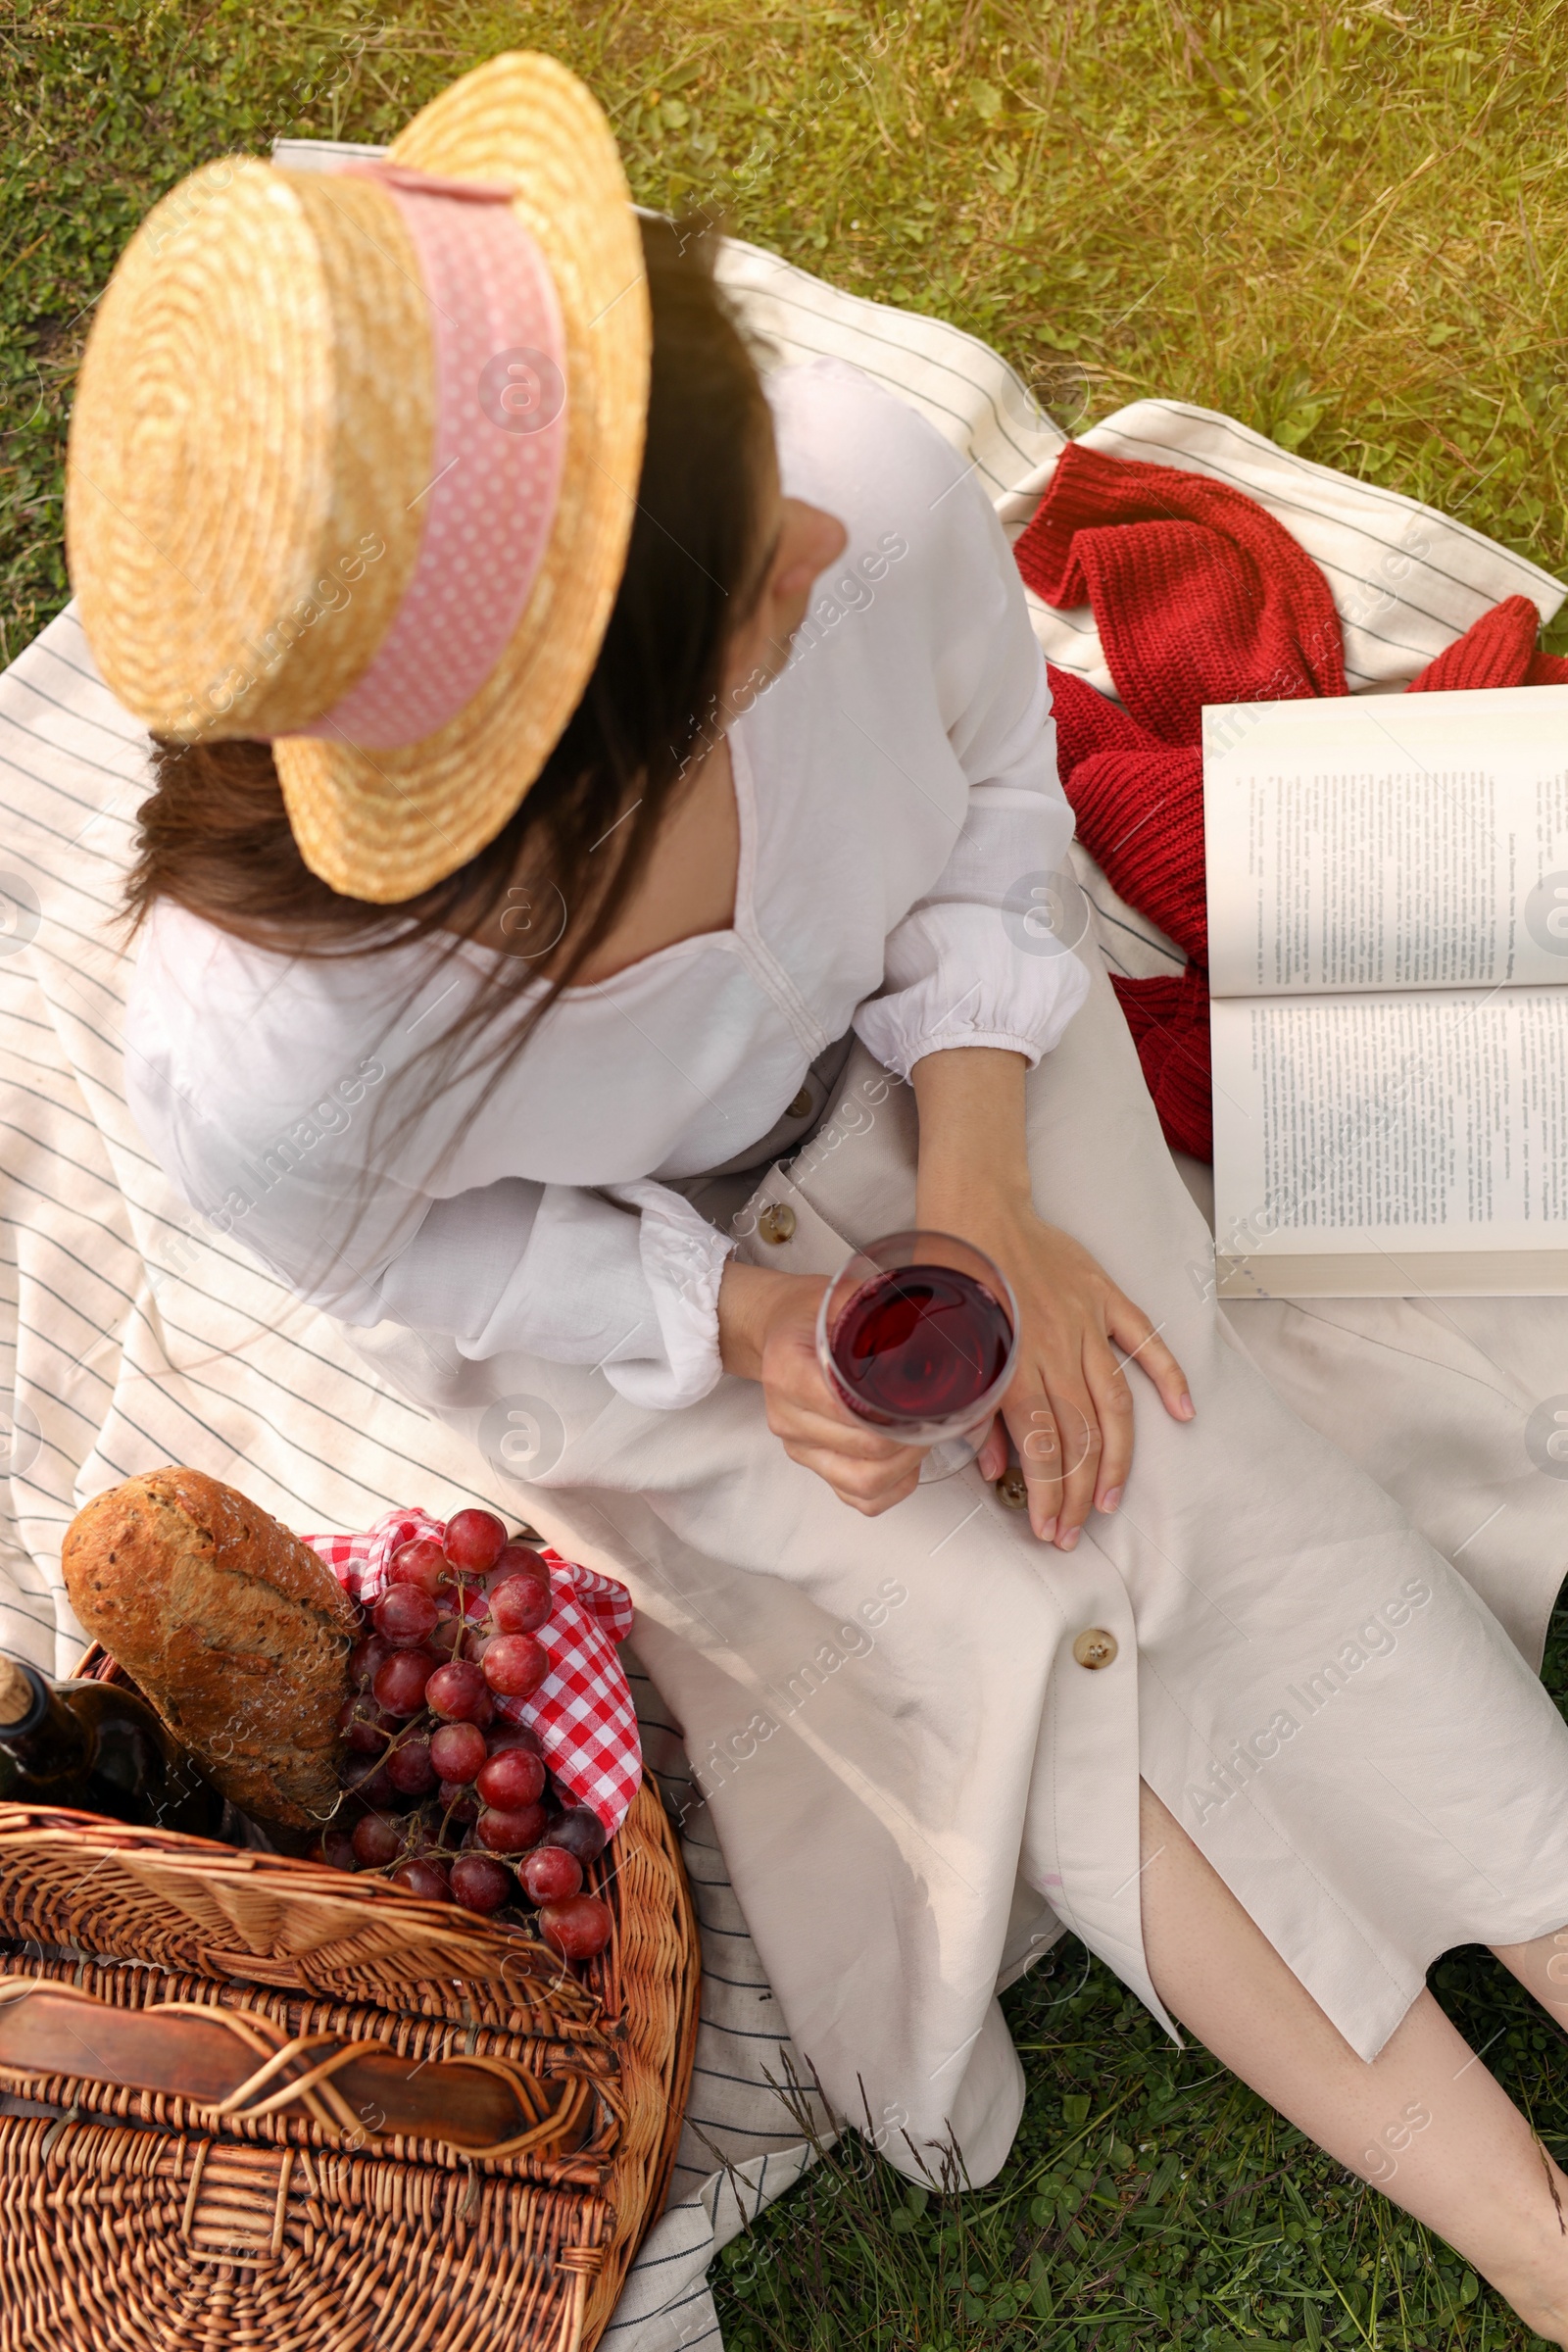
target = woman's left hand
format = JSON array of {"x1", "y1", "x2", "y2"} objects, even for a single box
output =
[
  {"x1": 911, "y1": 1045, "x2": 1194, "y2": 1548},
  {"x1": 933, "y1": 1187, "x2": 1194, "y2": 1547}
]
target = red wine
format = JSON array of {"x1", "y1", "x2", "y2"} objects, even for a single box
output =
[{"x1": 829, "y1": 1264, "x2": 1012, "y2": 1426}]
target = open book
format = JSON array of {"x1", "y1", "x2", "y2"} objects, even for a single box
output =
[{"x1": 1204, "y1": 683, "x2": 1568, "y2": 1298}]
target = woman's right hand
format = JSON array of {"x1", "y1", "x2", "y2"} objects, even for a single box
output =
[{"x1": 716, "y1": 1259, "x2": 924, "y2": 1516}]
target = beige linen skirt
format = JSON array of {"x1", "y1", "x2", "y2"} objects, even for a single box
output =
[{"x1": 348, "y1": 942, "x2": 1568, "y2": 2186}]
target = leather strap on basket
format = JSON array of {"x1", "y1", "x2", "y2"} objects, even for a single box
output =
[{"x1": 0, "y1": 1976, "x2": 588, "y2": 2161}]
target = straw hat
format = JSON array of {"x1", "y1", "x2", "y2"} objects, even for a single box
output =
[{"x1": 65, "y1": 52, "x2": 651, "y2": 903}]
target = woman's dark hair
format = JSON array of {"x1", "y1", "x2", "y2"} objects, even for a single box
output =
[{"x1": 124, "y1": 209, "x2": 775, "y2": 1052}]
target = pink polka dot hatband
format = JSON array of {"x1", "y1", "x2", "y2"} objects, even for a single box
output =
[
  {"x1": 292, "y1": 159, "x2": 569, "y2": 754},
  {"x1": 64, "y1": 52, "x2": 651, "y2": 904}
]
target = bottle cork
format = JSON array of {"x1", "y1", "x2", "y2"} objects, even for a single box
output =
[{"x1": 0, "y1": 1658, "x2": 35, "y2": 1729}]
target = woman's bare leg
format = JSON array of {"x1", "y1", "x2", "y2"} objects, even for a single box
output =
[
  {"x1": 1492, "y1": 1930, "x2": 1568, "y2": 2042},
  {"x1": 1137, "y1": 1781, "x2": 1568, "y2": 2343}
]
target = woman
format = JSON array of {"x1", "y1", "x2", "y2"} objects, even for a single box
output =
[{"x1": 67, "y1": 51, "x2": 1568, "y2": 2339}]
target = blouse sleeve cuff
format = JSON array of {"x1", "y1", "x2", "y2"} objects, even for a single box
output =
[
  {"x1": 853, "y1": 950, "x2": 1090, "y2": 1086},
  {"x1": 604, "y1": 1179, "x2": 739, "y2": 1412}
]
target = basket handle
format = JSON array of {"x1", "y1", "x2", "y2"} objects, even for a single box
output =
[{"x1": 0, "y1": 1977, "x2": 590, "y2": 2160}]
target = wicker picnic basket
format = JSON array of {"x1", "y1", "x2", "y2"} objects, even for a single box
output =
[{"x1": 0, "y1": 1643, "x2": 701, "y2": 2352}]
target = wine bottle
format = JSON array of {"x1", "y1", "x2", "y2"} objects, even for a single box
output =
[{"x1": 0, "y1": 1657, "x2": 225, "y2": 1838}]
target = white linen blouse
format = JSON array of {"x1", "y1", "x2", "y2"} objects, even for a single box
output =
[{"x1": 125, "y1": 357, "x2": 1087, "y2": 1410}]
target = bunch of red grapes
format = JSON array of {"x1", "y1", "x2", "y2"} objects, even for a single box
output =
[{"x1": 324, "y1": 1507, "x2": 612, "y2": 1963}]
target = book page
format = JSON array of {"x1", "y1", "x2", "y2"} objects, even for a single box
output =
[
  {"x1": 1210, "y1": 988, "x2": 1568, "y2": 1260},
  {"x1": 1204, "y1": 684, "x2": 1568, "y2": 997}
]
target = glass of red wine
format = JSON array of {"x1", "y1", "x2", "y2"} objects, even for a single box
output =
[{"x1": 815, "y1": 1229, "x2": 1019, "y2": 1482}]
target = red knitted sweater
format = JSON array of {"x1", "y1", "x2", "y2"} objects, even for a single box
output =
[{"x1": 1011, "y1": 441, "x2": 1568, "y2": 1160}]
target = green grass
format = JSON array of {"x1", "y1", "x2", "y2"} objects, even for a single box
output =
[
  {"x1": 3, "y1": 0, "x2": 1567, "y2": 2341},
  {"x1": 4, "y1": 0, "x2": 1568, "y2": 654},
  {"x1": 711, "y1": 1940, "x2": 1562, "y2": 2352}
]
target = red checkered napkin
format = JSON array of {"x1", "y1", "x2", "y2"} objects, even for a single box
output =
[{"x1": 300, "y1": 1508, "x2": 642, "y2": 1837}]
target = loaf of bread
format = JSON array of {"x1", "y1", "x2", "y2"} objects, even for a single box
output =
[{"x1": 62, "y1": 1468, "x2": 359, "y2": 1826}]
